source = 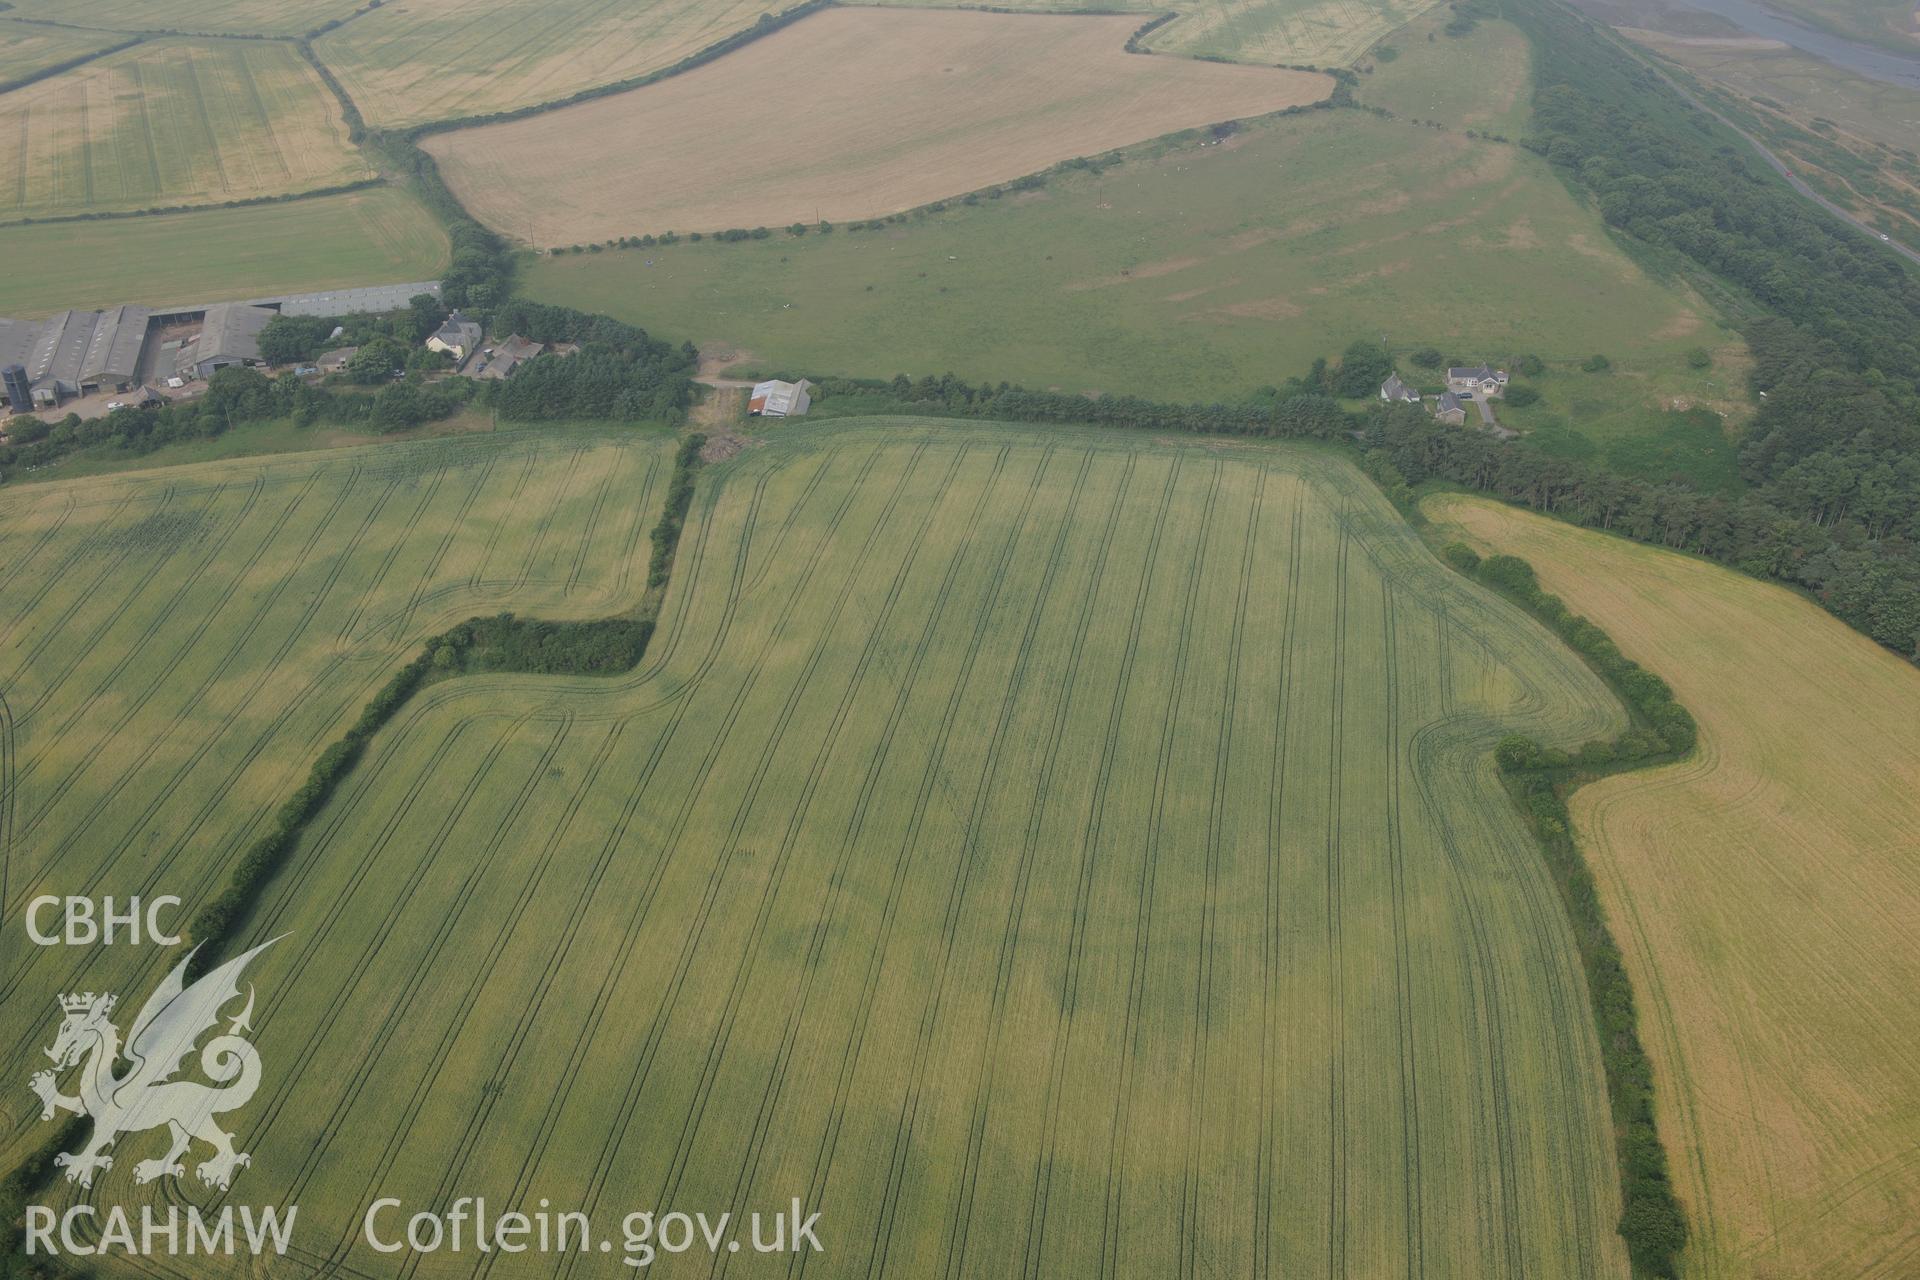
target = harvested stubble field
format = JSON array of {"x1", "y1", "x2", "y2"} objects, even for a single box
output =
[
  {"x1": 425, "y1": 9, "x2": 1329, "y2": 247},
  {"x1": 315, "y1": 0, "x2": 777, "y2": 129},
  {"x1": 0, "y1": 37, "x2": 370, "y2": 220},
  {"x1": 0, "y1": 19, "x2": 129, "y2": 87},
  {"x1": 3, "y1": 419, "x2": 1636, "y2": 1278},
  {"x1": 0, "y1": 185, "x2": 449, "y2": 317},
  {"x1": 1428, "y1": 495, "x2": 1920, "y2": 1280}
]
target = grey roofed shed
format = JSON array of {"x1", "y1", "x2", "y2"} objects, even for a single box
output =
[
  {"x1": 0, "y1": 317, "x2": 38, "y2": 372},
  {"x1": 26, "y1": 311, "x2": 92, "y2": 392},
  {"x1": 178, "y1": 302, "x2": 275, "y2": 378},
  {"x1": 79, "y1": 305, "x2": 148, "y2": 388}
]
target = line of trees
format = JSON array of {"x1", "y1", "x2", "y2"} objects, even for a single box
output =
[
  {"x1": 785, "y1": 369, "x2": 1917, "y2": 659},
  {"x1": 1443, "y1": 542, "x2": 1692, "y2": 1277},
  {"x1": 486, "y1": 301, "x2": 697, "y2": 423},
  {"x1": 181, "y1": 426, "x2": 705, "y2": 985},
  {"x1": 1499, "y1": 0, "x2": 1920, "y2": 657}
]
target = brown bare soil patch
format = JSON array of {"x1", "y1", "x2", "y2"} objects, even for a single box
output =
[
  {"x1": 1187, "y1": 295, "x2": 1304, "y2": 321},
  {"x1": 425, "y1": 9, "x2": 1329, "y2": 245}
]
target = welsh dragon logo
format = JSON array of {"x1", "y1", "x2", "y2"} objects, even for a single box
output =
[{"x1": 28, "y1": 939, "x2": 278, "y2": 1191}]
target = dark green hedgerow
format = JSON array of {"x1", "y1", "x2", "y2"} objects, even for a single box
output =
[
  {"x1": 0, "y1": 1118, "x2": 88, "y2": 1272},
  {"x1": 179, "y1": 432, "x2": 704, "y2": 982},
  {"x1": 0, "y1": 34, "x2": 145, "y2": 96},
  {"x1": 1441, "y1": 540, "x2": 1693, "y2": 1278}
]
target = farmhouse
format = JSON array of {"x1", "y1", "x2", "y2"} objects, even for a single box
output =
[
  {"x1": 176, "y1": 303, "x2": 276, "y2": 381},
  {"x1": 1432, "y1": 391, "x2": 1466, "y2": 425},
  {"x1": 427, "y1": 311, "x2": 483, "y2": 361},
  {"x1": 1380, "y1": 373, "x2": 1420, "y2": 403},
  {"x1": 1447, "y1": 364, "x2": 1508, "y2": 396},
  {"x1": 748, "y1": 378, "x2": 812, "y2": 418}
]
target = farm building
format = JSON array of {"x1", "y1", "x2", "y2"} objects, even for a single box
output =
[
  {"x1": 0, "y1": 306, "x2": 152, "y2": 406},
  {"x1": 1432, "y1": 391, "x2": 1467, "y2": 425},
  {"x1": 471, "y1": 334, "x2": 544, "y2": 380},
  {"x1": 1447, "y1": 364, "x2": 1508, "y2": 396},
  {"x1": 748, "y1": 378, "x2": 812, "y2": 417},
  {"x1": 317, "y1": 346, "x2": 358, "y2": 374},
  {"x1": 0, "y1": 279, "x2": 449, "y2": 409},
  {"x1": 176, "y1": 303, "x2": 276, "y2": 381},
  {"x1": 427, "y1": 311, "x2": 483, "y2": 361},
  {"x1": 1380, "y1": 373, "x2": 1420, "y2": 403},
  {"x1": 250, "y1": 281, "x2": 441, "y2": 317}
]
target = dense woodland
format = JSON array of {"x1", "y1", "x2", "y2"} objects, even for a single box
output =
[{"x1": 1505, "y1": 0, "x2": 1920, "y2": 655}]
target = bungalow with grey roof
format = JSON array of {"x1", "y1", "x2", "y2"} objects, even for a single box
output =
[
  {"x1": 1446, "y1": 364, "x2": 1509, "y2": 396},
  {"x1": 1432, "y1": 391, "x2": 1467, "y2": 425}
]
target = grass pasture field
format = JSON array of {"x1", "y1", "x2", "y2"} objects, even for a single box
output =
[
  {"x1": 425, "y1": 9, "x2": 1329, "y2": 247},
  {"x1": 314, "y1": 0, "x2": 775, "y2": 129},
  {"x1": 1625, "y1": 29, "x2": 1920, "y2": 238},
  {"x1": 1625, "y1": 29, "x2": 1920, "y2": 152},
  {"x1": 3, "y1": 419, "x2": 1638, "y2": 1278},
  {"x1": 0, "y1": 184, "x2": 448, "y2": 316},
  {"x1": 526, "y1": 110, "x2": 1722, "y2": 400},
  {"x1": 1743, "y1": 0, "x2": 1920, "y2": 51},
  {"x1": 0, "y1": 19, "x2": 130, "y2": 88},
  {"x1": 0, "y1": 37, "x2": 370, "y2": 220},
  {"x1": 1428, "y1": 495, "x2": 1920, "y2": 1280},
  {"x1": 1359, "y1": 9, "x2": 1535, "y2": 136},
  {"x1": 850, "y1": 0, "x2": 1443, "y2": 67},
  {"x1": 0, "y1": 0, "x2": 364, "y2": 37}
]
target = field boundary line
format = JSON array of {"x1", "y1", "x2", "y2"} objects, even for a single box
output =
[{"x1": 1430, "y1": 532, "x2": 1701, "y2": 1278}]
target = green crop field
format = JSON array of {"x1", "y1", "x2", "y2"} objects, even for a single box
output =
[
  {"x1": 527, "y1": 111, "x2": 1725, "y2": 402},
  {"x1": 0, "y1": 185, "x2": 448, "y2": 316},
  {"x1": 1, "y1": 418, "x2": 1635, "y2": 1277},
  {"x1": 0, "y1": 19, "x2": 129, "y2": 87},
  {"x1": 0, "y1": 37, "x2": 370, "y2": 220}
]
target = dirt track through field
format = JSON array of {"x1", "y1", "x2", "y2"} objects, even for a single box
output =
[{"x1": 425, "y1": 8, "x2": 1329, "y2": 245}]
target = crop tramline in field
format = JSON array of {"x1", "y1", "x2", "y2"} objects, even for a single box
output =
[
  {"x1": 2, "y1": 420, "x2": 1638, "y2": 1277},
  {"x1": 0, "y1": 429, "x2": 672, "y2": 1132},
  {"x1": 0, "y1": 21, "x2": 132, "y2": 88},
  {"x1": 1430, "y1": 494, "x2": 1920, "y2": 1280},
  {"x1": 314, "y1": 0, "x2": 778, "y2": 129},
  {"x1": 0, "y1": 38, "x2": 369, "y2": 219}
]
